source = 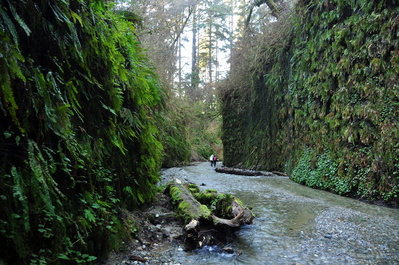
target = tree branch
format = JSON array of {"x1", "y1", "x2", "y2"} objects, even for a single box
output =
[
  {"x1": 245, "y1": 0, "x2": 286, "y2": 28},
  {"x1": 170, "y1": 5, "x2": 194, "y2": 49}
]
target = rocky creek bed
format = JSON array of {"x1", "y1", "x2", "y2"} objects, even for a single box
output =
[{"x1": 103, "y1": 164, "x2": 399, "y2": 265}]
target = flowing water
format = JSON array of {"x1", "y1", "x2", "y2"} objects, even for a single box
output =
[{"x1": 160, "y1": 162, "x2": 399, "y2": 265}]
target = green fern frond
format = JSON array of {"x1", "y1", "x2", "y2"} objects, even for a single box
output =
[
  {"x1": 27, "y1": 140, "x2": 56, "y2": 214},
  {"x1": 0, "y1": 5, "x2": 18, "y2": 44},
  {"x1": 28, "y1": 140, "x2": 67, "y2": 210},
  {"x1": 70, "y1": 10, "x2": 83, "y2": 27},
  {"x1": 7, "y1": 0, "x2": 31, "y2": 36},
  {"x1": 65, "y1": 80, "x2": 83, "y2": 118},
  {"x1": 49, "y1": 1, "x2": 72, "y2": 24},
  {"x1": 10, "y1": 166, "x2": 30, "y2": 232},
  {"x1": 84, "y1": 209, "x2": 96, "y2": 223},
  {"x1": 107, "y1": 127, "x2": 127, "y2": 155},
  {"x1": 0, "y1": 71, "x2": 25, "y2": 133}
]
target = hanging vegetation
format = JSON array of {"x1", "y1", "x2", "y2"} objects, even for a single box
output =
[
  {"x1": 0, "y1": 0, "x2": 164, "y2": 264},
  {"x1": 221, "y1": 0, "x2": 399, "y2": 206}
]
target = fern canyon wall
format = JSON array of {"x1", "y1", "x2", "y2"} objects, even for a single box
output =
[
  {"x1": 0, "y1": 1, "x2": 165, "y2": 263},
  {"x1": 221, "y1": 0, "x2": 399, "y2": 206}
]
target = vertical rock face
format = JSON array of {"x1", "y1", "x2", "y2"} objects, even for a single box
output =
[
  {"x1": 0, "y1": 1, "x2": 163, "y2": 263},
  {"x1": 221, "y1": 0, "x2": 399, "y2": 205}
]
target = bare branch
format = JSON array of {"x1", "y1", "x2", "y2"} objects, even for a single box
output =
[{"x1": 245, "y1": 0, "x2": 287, "y2": 28}]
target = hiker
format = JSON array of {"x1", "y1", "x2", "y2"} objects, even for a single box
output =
[
  {"x1": 213, "y1": 155, "x2": 217, "y2": 167},
  {"x1": 210, "y1": 154, "x2": 214, "y2": 166}
]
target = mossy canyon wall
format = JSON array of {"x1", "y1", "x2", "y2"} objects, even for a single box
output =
[
  {"x1": 0, "y1": 1, "x2": 165, "y2": 264},
  {"x1": 221, "y1": 0, "x2": 399, "y2": 205}
]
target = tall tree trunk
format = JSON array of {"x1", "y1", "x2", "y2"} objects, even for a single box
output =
[
  {"x1": 216, "y1": 37, "x2": 219, "y2": 82},
  {"x1": 191, "y1": 5, "x2": 199, "y2": 90},
  {"x1": 178, "y1": 35, "x2": 182, "y2": 92},
  {"x1": 208, "y1": 23, "x2": 213, "y2": 84}
]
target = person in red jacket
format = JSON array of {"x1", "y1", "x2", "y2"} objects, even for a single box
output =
[{"x1": 212, "y1": 155, "x2": 217, "y2": 167}]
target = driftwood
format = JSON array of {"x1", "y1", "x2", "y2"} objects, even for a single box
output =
[
  {"x1": 272, "y1": 171, "x2": 288, "y2": 176},
  {"x1": 215, "y1": 167, "x2": 289, "y2": 177},
  {"x1": 215, "y1": 167, "x2": 266, "y2": 176},
  {"x1": 165, "y1": 178, "x2": 254, "y2": 250}
]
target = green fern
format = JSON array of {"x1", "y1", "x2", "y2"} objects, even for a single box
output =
[
  {"x1": 0, "y1": 73, "x2": 25, "y2": 133},
  {"x1": 10, "y1": 167, "x2": 30, "y2": 232},
  {"x1": 0, "y1": 1, "x2": 164, "y2": 263}
]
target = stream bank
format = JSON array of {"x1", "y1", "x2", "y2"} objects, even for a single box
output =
[{"x1": 104, "y1": 162, "x2": 399, "y2": 265}]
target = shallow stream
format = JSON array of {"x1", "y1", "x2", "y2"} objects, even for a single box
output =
[{"x1": 159, "y1": 162, "x2": 399, "y2": 265}]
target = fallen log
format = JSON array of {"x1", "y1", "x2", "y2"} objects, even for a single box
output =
[
  {"x1": 272, "y1": 171, "x2": 288, "y2": 176},
  {"x1": 164, "y1": 178, "x2": 254, "y2": 250},
  {"x1": 215, "y1": 167, "x2": 265, "y2": 176},
  {"x1": 215, "y1": 167, "x2": 289, "y2": 177}
]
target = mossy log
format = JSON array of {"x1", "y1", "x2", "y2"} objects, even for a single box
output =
[{"x1": 164, "y1": 178, "x2": 254, "y2": 250}]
